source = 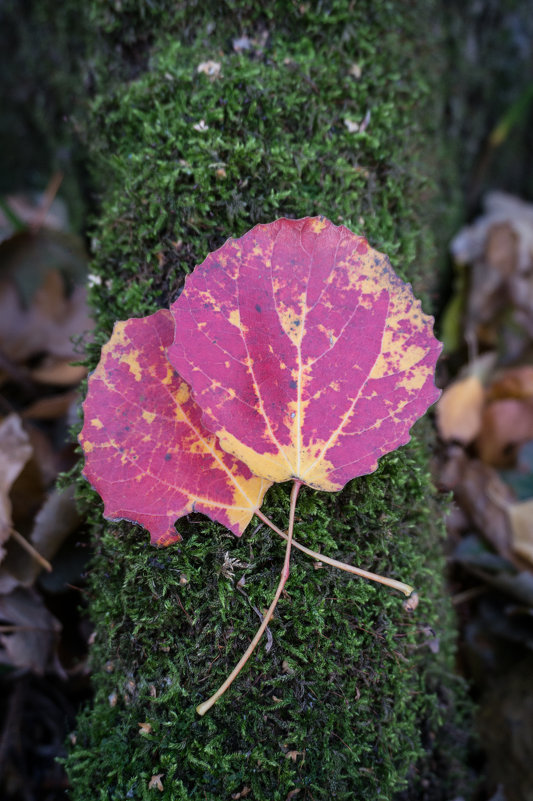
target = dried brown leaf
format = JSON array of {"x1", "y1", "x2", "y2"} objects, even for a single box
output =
[
  {"x1": 507, "y1": 500, "x2": 533, "y2": 567},
  {"x1": 0, "y1": 587, "x2": 61, "y2": 673},
  {"x1": 436, "y1": 374, "x2": 484, "y2": 443},
  {"x1": 0, "y1": 415, "x2": 33, "y2": 561},
  {"x1": 22, "y1": 390, "x2": 78, "y2": 420},
  {"x1": 0, "y1": 485, "x2": 79, "y2": 588},
  {"x1": 148, "y1": 774, "x2": 164, "y2": 792},
  {"x1": 285, "y1": 750, "x2": 305, "y2": 762},
  {"x1": 442, "y1": 454, "x2": 518, "y2": 564},
  {"x1": 0, "y1": 193, "x2": 69, "y2": 243},
  {"x1": 138, "y1": 722, "x2": 152, "y2": 734},
  {"x1": 451, "y1": 193, "x2": 533, "y2": 343},
  {"x1": 477, "y1": 398, "x2": 533, "y2": 466},
  {"x1": 0, "y1": 268, "x2": 91, "y2": 363},
  {"x1": 231, "y1": 786, "x2": 251, "y2": 799},
  {"x1": 30, "y1": 357, "x2": 87, "y2": 386},
  {"x1": 197, "y1": 60, "x2": 221, "y2": 79},
  {"x1": 488, "y1": 366, "x2": 533, "y2": 401}
]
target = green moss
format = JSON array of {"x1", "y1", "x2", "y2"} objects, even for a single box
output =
[
  {"x1": 66, "y1": 2, "x2": 472, "y2": 799},
  {"x1": 70, "y1": 444, "x2": 466, "y2": 801}
]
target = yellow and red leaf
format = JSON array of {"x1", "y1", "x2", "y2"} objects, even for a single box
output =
[
  {"x1": 79, "y1": 310, "x2": 270, "y2": 544},
  {"x1": 168, "y1": 217, "x2": 441, "y2": 490}
]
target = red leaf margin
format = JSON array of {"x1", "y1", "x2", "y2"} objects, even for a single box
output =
[
  {"x1": 79, "y1": 310, "x2": 271, "y2": 545},
  {"x1": 167, "y1": 216, "x2": 442, "y2": 491}
]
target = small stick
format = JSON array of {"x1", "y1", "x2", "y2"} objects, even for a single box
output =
[
  {"x1": 10, "y1": 528, "x2": 52, "y2": 572},
  {"x1": 31, "y1": 171, "x2": 63, "y2": 233},
  {"x1": 0, "y1": 625, "x2": 51, "y2": 633},
  {"x1": 255, "y1": 509, "x2": 413, "y2": 597},
  {"x1": 197, "y1": 481, "x2": 302, "y2": 716}
]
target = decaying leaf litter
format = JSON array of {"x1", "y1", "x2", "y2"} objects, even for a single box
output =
[
  {"x1": 436, "y1": 191, "x2": 533, "y2": 798},
  {"x1": 0, "y1": 185, "x2": 92, "y2": 798},
  {"x1": 80, "y1": 216, "x2": 441, "y2": 713}
]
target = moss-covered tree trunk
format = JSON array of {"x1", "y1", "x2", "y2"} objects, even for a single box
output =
[{"x1": 67, "y1": 3, "x2": 470, "y2": 799}]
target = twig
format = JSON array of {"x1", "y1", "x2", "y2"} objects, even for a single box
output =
[
  {"x1": 10, "y1": 528, "x2": 52, "y2": 572},
  {"x1": 30, "y1": 171, "x2": 63, "y2": 233}
]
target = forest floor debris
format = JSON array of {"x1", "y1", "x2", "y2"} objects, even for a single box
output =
[
  {"x1": 0, "y1": 186, "x2": 92, "y2": 800},
  {"x1": 437, "y1": 191, "x2": 533, "y2": 801}
]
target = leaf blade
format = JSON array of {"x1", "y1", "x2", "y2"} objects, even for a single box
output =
[
  {"x1": 168, "y1": 216, "x2": 441, "y2": 489},
  {"x1": 79, "y1": 310, "x2": 270, "y2": 544}
]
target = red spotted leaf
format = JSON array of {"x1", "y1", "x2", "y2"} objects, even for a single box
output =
[
  {"x1": 168, "y1": 217, "x2": 441, "y2": 490},
  {"x1": 79, "y1": 310, "x2": 270, "y2": 545}
]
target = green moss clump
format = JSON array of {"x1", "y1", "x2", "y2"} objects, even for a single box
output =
[{"x1": 66, "y1": 2, "x2": 472, "y2": 799}]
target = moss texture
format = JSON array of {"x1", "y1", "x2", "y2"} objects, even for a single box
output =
[{"x1": 66, "y1": 2, "x2": 471, "y2": 799}]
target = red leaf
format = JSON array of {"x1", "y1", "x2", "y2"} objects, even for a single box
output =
[
  {"x1": 79, "y1": 310, "x2": 270, "y2": 544},
  {"x1": 168, "y1": 217, "x2": 441, "y2": 490}
]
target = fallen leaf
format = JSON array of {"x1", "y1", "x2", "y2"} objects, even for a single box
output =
[
  {"x1": 476, "y1": 398, "x2": 533, "y2": 466},
  {"x1": 403, "y1": 592, "x2": 419, "y2": 612},
  {"x1": 23, "y1": 422, "x2": 61, "y2": 486},
  {"x1": 485, "y1": 221, "x2": 518, "y2": 279},
  {"x1": 440, "y1": 451, "x2": 518, "y2": 564},
  {"x1": 81, "y1": 218, "x2": 440, "y2": 713},
  {"x1": 0, "y1": 587, "x2": 61, "y2": 673},
  {"x1": 285, "y1": 749, "x2": 305, "y2": 762},
  {"x1": 79, "y1": 310, "x2": 270, "y2": 545},
  {"x1": 22, "y1": 390, "x2": 78, "y2": 420},
  {"x1": 168, "y1": 217, "x2": 441, "y2": 491},
  {"x1": 344, "y1": 118, "x2": 359, "y2": 133},
  {"x1": 148, "y1": 773, "x2": 164, "y2": 792},
  {"x1": 450, "y1": 192, "x2": 533, "y2": 342},
  {"x1": 436, "y1": 353, "x2": 495, "y2": 444},
  {"x1": 507, "y1": 499, "x2": 533, "y2": 566},
  {"x1": 0, "y1": 415, "x2": 33, "y2": 561},
  {"x1": 0, "y1": 485, "x2": 79, "y2": 588},
  {"x1": 487, "y1": 365, "x2": 533, "y2": 402},
  {"x1": 30, "y1": 357, "x2": 87, "y2": 386},
  {"x1": 0, "y1": 268, "x2": 91, "y2": 363},
  {"x1": 0, "y1": 227, "x2": 87, "y2": 307},
  {"x1": 197, "y1": 60, "x2": 221, "y2": 79},
  {"x1": 475, "y1": 365, "x2": 533, "y2": 466},
  {"x1": 138, "y1": 722, "x2": 152, "y2": 734},
  {"x1": 0, "y1": 193, "x2": 69, "y2": 243},
  {"x1": 231, "y1": 786, "x2": 251, "y2": 799},
  {"x1": 436, "y1": 374, "x2": 484, "y2": 444},
  {"x1": 450, "y1": 192, "x2": 533, "y2": 273}
]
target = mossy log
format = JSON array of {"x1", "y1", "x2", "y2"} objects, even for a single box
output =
[{"x1": 66, "y1": 2, "x2": 471, "y2": 799}]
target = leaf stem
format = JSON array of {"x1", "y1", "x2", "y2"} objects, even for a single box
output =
[
  {"x1": 254, "y1": 509, "x2": 413, "y2": 598},
  {"x1": 197, "y1": 480, "x2": 302, "y2": 716}
]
